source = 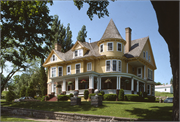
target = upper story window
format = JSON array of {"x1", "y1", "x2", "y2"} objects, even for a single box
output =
[
  {"x1": 51, "y1": 67, "x2": 56, "y2": 77},
  {"x1": 74, "y1": 49, "x2": 83, "y2": 58},
  {"x1": 148, "y1": 68, "x2": 153, "y2": 80},
  {"x1": 100, "y1": 44, "x2": 104, "y2": 53},
  {"x1": 106, "y1": 60, "x2": 121, "y2": 72},
  {"x1": 143, "y1": 51, "x2": 145, "y2": 58},
  {"x1": 107, "y1": 42, "x2": 113, "y2": 51},
  {"x1": 87, "y1": 62, "x2": 92, "y2": 71},
  {"x1": 75, "y1": 63, "x2": 81, "y2": 74},
  {"x1": 51, "y1": 54, "x2": 57, "y2": 62},
  {"x1": 58, "y1": 66, "x2": 63, "y2": 76},
  {"x1": 146, "y1": 51, "x2": 148, "y2": 60},
  {"x1": 67, "y1": 65, "x2": 71, "y2": 75},
  {"x1": 149, "y1": 55, "x2": 151, "y2": 62},
  {"x1": 137, "y1": 67, "x2": 142, "y2": 78},
  {"x1": 117, "y1": 42, "x2": 122, "y2": 52}
]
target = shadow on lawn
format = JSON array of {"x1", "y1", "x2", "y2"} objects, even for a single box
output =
[{"x1": 125, "y1": 105, "x2": 173, "y2": 121}]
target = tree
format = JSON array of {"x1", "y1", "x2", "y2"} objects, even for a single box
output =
[
  {"x1": 73, "y1": 1, "x2": 179, "y2": 120},
  {"x1": 170, "y1": 77, "x2": 173, "y2": 85},
  {"x1": 1, "y1": 1, "x2": 53, "y2": 93},
  {"x1": 84, "y1": 90, "x2": 89, "y2": 101},
  {"x1": 26, "y1": 82, "x2": 36, "y2": 98},
  {"x1": 155, "y1": 82, "x2": 162, "y2": 85},
  {"x1": 20, "y1": 86, "x2": 26, "y2": 97},
  {"x1": 77, "y1": 25, "x2": 87, "y2": 42}
]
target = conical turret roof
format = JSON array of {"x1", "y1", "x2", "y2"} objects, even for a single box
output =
[{"x1": 100, "y1": 19, "x2": 123, "y2": 40}]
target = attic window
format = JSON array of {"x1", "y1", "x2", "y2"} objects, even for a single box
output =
[
  {"x1": 74, "y1": 49, "x2": 83, "y2": 58},
  {"x1": 51, "y1": 54, "x2": 57, "y2": 61}
]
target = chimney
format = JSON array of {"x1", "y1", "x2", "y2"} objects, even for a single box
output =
[
  {"x1": 54, "y1": 43, "x2": 61, "y2": 52},
  {"x1": 89, "y1": 38, "x2": 91, "y2": 43},
  {"x1": 125, "y1": 27, "x2": 132, "y2": 53}
]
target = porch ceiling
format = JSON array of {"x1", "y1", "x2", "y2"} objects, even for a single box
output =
[{"x1": 129, "y1": 61, "x2": 144, "y2": 67}]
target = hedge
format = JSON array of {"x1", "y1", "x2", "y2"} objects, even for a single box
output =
[
  {"x1": 57, "y1": 95, "x2": 69, "y2": 101},
  {"x1": 103, "y1": 94, "x2": 116, "y2": 101},
  {"x1": 144, "y1": 96, "x2": 155, "y2": 102},
  {"x1": 89, "y1": 93, "x2": 102, "y2": 99},
  {"x1": 124, "y1": 94, "x2": 139, "y2": 101},
  {"x1": 118, "y1": 89, "x2": 124, "y2": 101}
]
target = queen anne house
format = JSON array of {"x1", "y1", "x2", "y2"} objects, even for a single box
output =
[{"x1": 43, "y1": 19, "x2": 157, "y2": 98}]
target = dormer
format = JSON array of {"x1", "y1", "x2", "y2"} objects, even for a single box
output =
[{"x1": 71, "y1": 41, "x2": 90, "y2": 58}]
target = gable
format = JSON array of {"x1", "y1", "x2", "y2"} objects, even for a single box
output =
[
  {"x1": 75, "y1": 43, "x2": 83, "y2": 50},
  {"x1": 140, "y1": 38, "x2": 156, "y2": 69}
]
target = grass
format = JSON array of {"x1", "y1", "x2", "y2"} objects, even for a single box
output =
[
  {"x1": 0, "y1": 115, "x2": 35, "y2": 121},
  {"x1": 155, "y1": 91, "x2": 173, "y2": 97},
  {"x1": 1, "y1": 100, "x2": 173, "y2": 121}
]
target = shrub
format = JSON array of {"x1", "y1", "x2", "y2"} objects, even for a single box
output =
[
  {"x1": 6, "y1": 90, "x2": 15, "y2": 102},
  {"x1": 139, "y1": 91, "x2": 143, "y2": 97},
  {"x1": 104, "y1": 94, "x2": 117, "y2": 101},
  {"x1": 118, "y1": 89, "x2": 124, "y2": 101},
  {"x1": 69, "y1": 93, "x2": 74, "y2": 98},
  {"x1": 143, "y1": 92, "x2": 147, "y2": 98},
  {"x1": 89, "y1": 93, "x2": 95, "y2": 99},
  {"x1": 57, "y1": 95, "x2": 69, "y2": 101},
  {"x1": 100, "y1": 91, "x2": 105, "y2": 96},
  {"x1": 124, "y1": 94, "x2": 139, "y2": 101},
  {"x1": 41, "y1": 96, "x2": 48, "y2": 102},
  {"x1": 144, "y1": 96, "x2": 155, "y2": 102},
  {"x1": 84, "y1": 90, "x2": 89, "y2": 101}
]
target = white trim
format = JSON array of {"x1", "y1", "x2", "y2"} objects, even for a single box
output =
[
  {"x1": 75, "y1": 77, "x2": 79, "y2": 90},
  {"x1": 74, "y1": 49, "x2": 83, "y2": 58},
  {"x1": 117, "y1": 60, "x2": 122, "y2": 72},
  {"x1": 75, "y1": 63, "x2": 81, "y2": 74},
  {"x1": 144, "y1": 65, "x2": 146, "y2": 79},
  {"x1": 51, "y1": 67, "x2": 56, "y2": 77},
  {"x1": 87, "y1": 62, "x2": 92, "y2": 71},
  {"x1": 107, "y1": 42, "x2": 114, "y2": 51},
  {"x1": 112, "y1": 60, "x2": 117, "y2": 71},
  {"x1": 51, "y1": 54, "x2": 57, "y2": 62},
  {"x1": 137, "y1": 67, "x2": 142, "y2": 78},
  {"x1": 148, "y1": 68, "x2": 153, "y2": 80},
  {"x1": 105, "y1": 60, "x2": 111, "y2": 72},
  {"x1": 67, "y1": 65, "x2": 71, "y2": 75},
  {"x1": 105, "y1": 59, "x2": 122, "y2": 72},
  {"x1": 143, "y1": 51, "x2": 145, "y2": 58},
  {"x1": 117, "y1": 42, "x2": 122, "y2": 52},
  {"x1": 100, "y1": 43, "x2": 104, "y2": 53},
  {"x1": 146, "y1": 51, "x2": 148, "y2": 60},
  {"x1": 58, "y1": 66, "x2": 63, "y2": 76}
]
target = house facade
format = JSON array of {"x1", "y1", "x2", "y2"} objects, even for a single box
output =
[
  {"x1": 43, "y1": 19, "x2": 157, "y2": 97},
  {"x1": 155, "y1": 84, "x2": 173, "y2": 93}
]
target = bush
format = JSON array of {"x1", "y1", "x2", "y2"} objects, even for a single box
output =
[
  {"x1": 118, "y1": 89, "x2": 124, "y2": 101},
  {"x1": 124, "y1": 94, "x2": 139, "y2": 101},
  {"x1": 57, "y1": 95, "x2": 69, "y2": 101},
  {"x1": 144, "y1": 96, "x2": 155, "y2": 102},
  {"x1": 6, "y1": 90, "x2": 15, "y2": 102},
  {"x1": 41, "y1": 96, "x2": 47, "y2": 102},
  {"x1": 69, "y1": 93, "x2": 74, "y2": 98},
  {"x1": 104, "y1": 94, "x2": 117, "y2": 101},
  {"x1": 100, "y1": 91, "x2": 105, "y2": 96},
  {"x1": 89, "y1": 93, "x2": 96, "y2": 99},
  {"x1": 84, "y1": 90, "x2": 89, "y2": 101},
  {"x1": 143, "y1": 92, "x2": 147, "y2": 98}
]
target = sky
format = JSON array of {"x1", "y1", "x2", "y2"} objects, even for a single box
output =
[{"x1": 4, "y1": 1, "x2": 172, "y2": 85}]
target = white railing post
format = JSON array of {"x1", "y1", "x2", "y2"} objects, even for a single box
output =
[
  {"x1": 62, "y1": 79, "x2": 66, "y2": 92},
  {"x1": 119, "y1": 76, "x2": 121, "y2": 89},
  {"x1": 116, "y1": 76, "x2": 119, "y2": 89},
  {"x1": 75, "y1": 77, "x2": 79, "y2": 90},
  {"x1": 131, "y1": 78, "x2": 134, "y2": 91}
]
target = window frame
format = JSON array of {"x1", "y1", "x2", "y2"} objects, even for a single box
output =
[
  {"x1": 117, "y1": 42, "x2": 122, "y2": 52},
  {"x1": 137, "y1": 67, "x2": 142, "y2": 78},
  {"x1": 146, "y1": 51, "x2": 148, "y2": 60},
  {"x1": 75, "y1": 63, "x2": 81, "y2": 74},
  {"x1": 67, "y1": 65, "x2": 71, "y2": 75},
  {"x1": 51, "y1": 67, "x2": 56, "y2": 77},
  {"x1": 148, "y1": 68, "x2": 153, "y2": 80},
  {"x1": 74, "y1": 49, "x2": 83, "y2": 58},
  {"x1": 58, "y1": 66, "x2": 63, "y2": 76},
  {"x1": 112, "y1": 60, "x2": 117, "y2": 71},
  {"x1": 147, "y1": 84, "x2": 151, "y2": 95},
  {"x1": 75, "y1": 50, "x2": 78, "y2": 57},
  {"x1": 107, "y1": 42, "x2": 114, "y2": 51},
  {"x1": 117, "y1": 60, "x2": 122, "y2": 72},
  {"x1": 51, "y1": 54, "x2": 57, "y2": 62},
  {"x1": 105, "y1": 60, "x2": 122, "y2": 72},
  {"x1": 100, "y1": 43, "x2": 104, "y2": 53},
  {"x1": 106, "y1": 60, "x2": 111, "y2": 72},
  {"x1": 87, "y1": 62, "x2": 92, "y2": 71}
]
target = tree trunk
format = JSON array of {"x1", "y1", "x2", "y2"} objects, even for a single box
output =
[{"x1": 151, "y1": 1, "x2": 179, "y2": 120}]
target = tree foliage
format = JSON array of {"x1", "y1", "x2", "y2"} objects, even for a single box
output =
[
  {"x1": 77, "y1": 25, "x2": 87, "y2": 42},
  {"x1": 26, "y1": 82, "x2": 36, "y2": 98},
  {"x1": 155, "y1": 82, "x2": 162, "y2": 85},
  {"x1": 20, "y1": 86, "x2": 26, "y2": 97},
  {"x1": 170, "y1": 77, "x2": 173, "y2": 84}
]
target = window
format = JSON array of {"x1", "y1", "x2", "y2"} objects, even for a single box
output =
[
  {"x1": 75, "y1": 50, "x2": 78, "y2": 57},
  {"x1": 152, "y1": 85, "x2": 154, "y2": 96},
  {"x1": 147, "y1": 85, "x2": 150, "y2": 94},
  {"x1": 149, "y1": 55, "x2": 151, "y2": 62},
  {"x1": 58, "y1": 66, "x2": 63, "y2": 76},
  {"x1": 51, "y1": 54, "x2": 57, "y2": 61},
  {"x1": 106, "y1": 60, "x2": 111, "y2": 72},
  {"x1": 87, "y1": 62, "x2": 92, "y2": 71},
  {"x1": 117, "y1": 42, "x2": 122, "y2": 52},
  {"x1": 112, "y1": 60, "x2": 117, "y2": 71},
  {"x1": 137, "y1": 67, "x2": 142, "y2": 78},
  {"x1": 148, "y1": 68, "x2": 153, "y2": 80},
  {"x1": 143, "y1": 51, "x2": 145, "y2": 58},
  {"x1": 74, "y1": 49, "x2": 83, "y2": 58},
  {"x1": 107, "y1": 42, "x2": 113, "y2": 51},
  {"x1": 75, "y1": 63, "x2": 81, "y2": 74},
  {"x1": 67, "y1": 65, "x2": 71, "y2": 75},
  {"x1": 118, "y1": 61, "x2": 121, "y2": 72},
  {"x1": 146, "y1": 51, "x2": 148, "y2": 60},
  {"x1": 51, "y1": 67, "x2": 56, "y2": 77},
  {"x1": 100, "y1": 44, "x2": 104, "y2": 52}
]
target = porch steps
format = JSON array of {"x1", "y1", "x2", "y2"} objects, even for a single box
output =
[{"x1": 48, "y1": 97, "x2": 57, "y2": 102}]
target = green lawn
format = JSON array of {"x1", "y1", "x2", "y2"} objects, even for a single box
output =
[
  {"x1": 155, "y1": 91, "x2": 173, "y2": 97},
  {"x1": 0, "y1": 115, "x2": 35, "y2": 121},
  {"x1": 1, "y1": 100, "x2": 173, "y2": 121}
]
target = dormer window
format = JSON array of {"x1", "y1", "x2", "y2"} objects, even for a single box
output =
[
  {"x1": 51, "y1": 54, "x2": 57, "y2": 61},
  {"x1": 100, "y1": 44, "x2": 104, "y2": 52},
  {"x1": 107, "y1": 42, "x2": 113, "y2": 51},
  {"x1": 75, "y1": 50, "x2": 78, "y2": 57},
  {"x1": 74, "y1": 49, "x2": 83, "y2": 58}
]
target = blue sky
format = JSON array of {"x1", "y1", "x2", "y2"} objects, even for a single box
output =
[
  {"x1": 46, "y1": 1, "x2": 172, "y2": 84},
  {"x1": 4, "y1": 1, "x2": 172, "y2": 85}
]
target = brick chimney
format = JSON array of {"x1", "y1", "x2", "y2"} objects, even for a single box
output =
[
  {"x1": 125, "y1": 27, "x2": 132, "y2": 53},
  {"x1": 54, "y1": 43, "x2": 61, "y2": 52}
]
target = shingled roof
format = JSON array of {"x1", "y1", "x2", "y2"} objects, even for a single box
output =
[
  {"x1": 124, "y1": 36, "x2": 149, "y2": 58},
  {"x1": 101, "y1": 19, "x2": 124, "y2": 40}
]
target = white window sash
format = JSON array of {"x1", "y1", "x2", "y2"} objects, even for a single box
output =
[
  {"x1": 117, "y1": 42, "x2": 122, "y2": 52},
  {"x1": 107, "y1": 42, "x2": 113, "y2": 51},
  {"x1": 87, "y1": 62, "x2": 92, "y2": 71},
  {"x1": 75, "y1": 63, "x2": 81, "y2": 74},
  {"x1": 51, "y1": 67, "x2": 56, "y2": 77},
  {"x1": 67, "y1": 65, "x2": 71, "y2": 75},
  {"x1": 58, "y1": 66, "x2": 63, "y2": 76},
  {"x1": 112, "y1": 60, "x2": 117, "y2": 71},
  {"x1": 106, "y1": 60, "x2": 111, "y2": 72},
  {"x1": 100, "y1": 44, "x2": 104, "y2": 52},
  {"x1": 118, "y1": 60, "x2": 121, "y2": 72}
]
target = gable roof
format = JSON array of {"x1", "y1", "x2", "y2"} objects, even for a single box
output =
[
  {"x1": 124, "y1": 36, "x2": 149, "y2": 58},
  {"x1": 71, "y1": 41, "x2": 90, "y2": 51},
  {"x1": 100, "y1": 19, "x2": 124, "y2": 40}
]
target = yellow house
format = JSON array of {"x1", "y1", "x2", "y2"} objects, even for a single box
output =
[{"x1": 43, "y1": 19, "x2": 157, "y2": 97}]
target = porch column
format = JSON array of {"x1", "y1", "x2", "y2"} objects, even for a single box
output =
[
  {"x1": 62, "y1": 79, "x2": 66, "y2": 93},
  {"x1": 52, "y1": 82, "x2": 54, "y2": 92},
  {"x1": 144, "y1": 65, "x2": 146, "y2": 79},
  {"x1": 99, "y1": 77, "x2": 101, "y2": 90},
  {"x1": 89, "y1": 75, "x2": 94, "y2": 94},
  {"x1": 137, "y1": 81, "x2": 139, "y2": 92},
  {"x1": 131, "y1": 77, "x2": 134, "y2": 94},
  {"x1": 75, "y1": 77, "x2": 79, "y2": 90},
  {"x1": 149, "y1": 85, "x2": 151, "y2": 95},
  {"x1": 119, "y1": 76, "x2": 121, "y2": 89},
  {"x1": 126, "y1": 63, "x2": 128, "y2": 73},
  {"x1": 97, "y1": 77, "x2": 100, "y2": 90},
  {"x1": 116, "y1": 76, "x2": 119, "y2": 89},
  {"x1": 144, "y1": 83, "x2": 145, "y2": 92}
]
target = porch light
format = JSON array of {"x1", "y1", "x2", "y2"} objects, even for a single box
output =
[
  {"x1": 80, "y1": 79, "x2": 87, "y2": 83},
  {"x1": 68, "y1": 81, "x2": 73, "y2": 85},
  {"x1": 105, "y1": 78, "x2": 112, "y2": 83}
]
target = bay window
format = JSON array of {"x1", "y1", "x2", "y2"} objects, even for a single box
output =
[
  {"x1": 106, "y1": 60, "x2": 111, "y2": 72},
  {"x1": 106, "y1": 60, "x2": 121, "y2": 72},
  {"x1": 112, "y1": 60, "x2": 117, "y2": 71},
  {"x1": 107, "y1": 42, "x2": 113, "y2": 51},
  {"x1": 117, "y1": 42, "x2": 122, "y2": 52},
  {"x1": 51, "y1": 67, "x2": 56, "y2": 77}
]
